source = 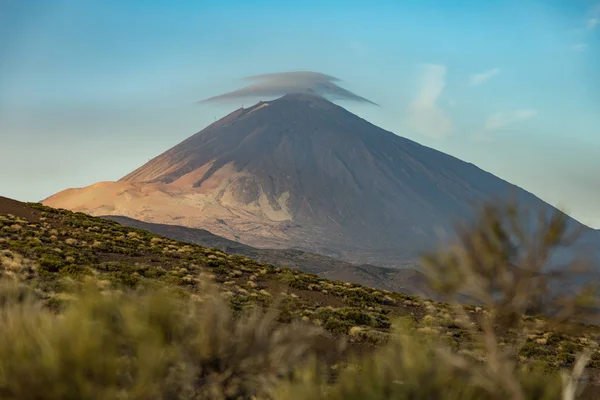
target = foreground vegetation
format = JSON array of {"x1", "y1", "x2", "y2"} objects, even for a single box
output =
[{"x1": 0, "y1": 199, "x2": 599, "y2": 398}]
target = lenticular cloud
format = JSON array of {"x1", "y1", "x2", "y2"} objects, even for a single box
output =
[{"x1": 199, "y1": 71, "x2": 378, "y2": 105}]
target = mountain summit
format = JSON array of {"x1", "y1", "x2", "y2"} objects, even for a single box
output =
[{"x1": 43, "y1": 94, "x2": 588, "y2": 266}]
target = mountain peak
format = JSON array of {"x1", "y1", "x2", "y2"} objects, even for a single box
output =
[
  {"x1": 232, "y1": 93, "x2": 339, "y2": 119},
  {"x1": 279, "y1": 92, "x2": 329, "y2": 101},
  {"x1": 270, "y1": 92, "x2": 337, "y2": 109},
  {"x1": 42, "y1": 96, "x2": 589, "y2": 267}
]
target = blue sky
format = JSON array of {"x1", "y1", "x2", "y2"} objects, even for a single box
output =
[{"x1": 1, "y1": 0, "x2": 599, "y2": 226}]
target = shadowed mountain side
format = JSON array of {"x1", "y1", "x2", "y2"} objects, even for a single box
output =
[{"x1": 102, "y1": 215, "x2": 431, "y2": 296}]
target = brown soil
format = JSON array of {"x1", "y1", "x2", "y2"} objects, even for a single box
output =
[{"x1": 0, "y1": 196, "x2": 41, "y2": 222}]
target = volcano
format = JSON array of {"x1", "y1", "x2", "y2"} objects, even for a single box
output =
[{"x1": 43, "y1": 93, "x2": 591, "y2": 267}]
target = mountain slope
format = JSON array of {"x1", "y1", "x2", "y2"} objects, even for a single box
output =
[
  {"x1": 43, "y1": 93, "x2": 591, "y2": 267},
  {"x1": 103, "y1": 215, "x2": 428, "y2": 296}
]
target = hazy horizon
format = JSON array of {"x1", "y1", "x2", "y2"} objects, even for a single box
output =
[{"x1": 1, "y1": 0, "x2": 599, "y2": 227}]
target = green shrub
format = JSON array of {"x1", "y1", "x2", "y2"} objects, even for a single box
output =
[
  {"x1": 276, "y1": 320, "x2": 563, "y2": 400},
  {"x1": 0, "y1": 280, "x2": 322, "y2": 400},
  {"x1": 520, "y1": 342, "x2": 551, "y2": 359},
  {"x1": 342, "y1": 309, "x2": 372, "y2": 326},
  {"x1": 324, "y1": 317, "x2": 352, "y2": 335},
  {"x1": 38, "y1": 255, "x2": 65, "y2": 273},
  {"x1": 59, "y1": 264, "x2": 90, "y2": 277}
]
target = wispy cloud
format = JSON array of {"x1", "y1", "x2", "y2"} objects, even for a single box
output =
[
  {"x1": 589, "y1": 4, "x2": 600, "y2": 29},
  {"x1": 468, "y1": 68, "x2": 501, "y2": 87},
  {"x1": 408, "y1": 64, "x2": 453, "y2": 139},
  {"x1": 570, "y1": 4, "x2": 598, "y2": 51},
  {"x1": 483, "y1": 109, "x2": 537, "y2": 131},
  {"x1": 473, "y1": 109, "x2": 537, "y2": 141},
  {"x1": 199, "y1": 71, "x2": 378, "y2": 105}
]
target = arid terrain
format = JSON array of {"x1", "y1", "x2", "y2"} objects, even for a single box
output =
[{"x1": 103, "y1": 215, "x2": 429, "y2": 296}]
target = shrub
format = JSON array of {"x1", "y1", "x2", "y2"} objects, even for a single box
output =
[
  {"x1": 324, "y1": 317, "x2": 352, "y2": 335},
  {"x1": 276, "y1": 320, "x2": 563, "y2": 400},
  {"x1": 0, "y1": 280, "x2": 323, "y2": 400},
  {"x1": 38, "y1": 254, "x2": 65, "y2": 273}
]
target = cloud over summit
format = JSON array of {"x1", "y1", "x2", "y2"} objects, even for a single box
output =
[{"x1": 200, "y1": 71, "x2": 378, "y2": 105}]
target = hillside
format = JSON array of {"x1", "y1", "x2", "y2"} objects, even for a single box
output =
[
  {"x1": 102, "y1": 215, "x2": 429, "y2": 296},
  {"x1": 41, "y1": 94, "x2": 593, "y2": 268},
  {"x1": 3, "y1": 194, "x2": 600, "y2": 386},
  {"x1": 0, "y1": 196, "x2": 401, "y2": 347}
]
